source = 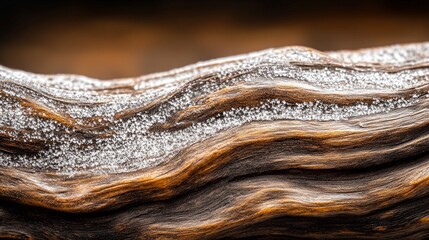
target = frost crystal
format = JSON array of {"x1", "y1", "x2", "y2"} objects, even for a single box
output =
[{"x1": 1, "y1": 43, "x2": 429, "y2": 175}]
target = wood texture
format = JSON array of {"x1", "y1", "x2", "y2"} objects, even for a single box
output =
[{"x1": 1, "y1": 43, "x2": 429, "y2": 239}]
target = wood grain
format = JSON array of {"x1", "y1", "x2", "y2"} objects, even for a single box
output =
[{"x1": 1, "y1": 43, "x2": 429, "y2": 239}]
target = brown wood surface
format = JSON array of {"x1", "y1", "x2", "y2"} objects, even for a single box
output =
[{"x1": 2, "y1": 43, "x2": 429, "y2": 239}]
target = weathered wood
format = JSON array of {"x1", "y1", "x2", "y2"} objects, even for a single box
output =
[{"x1": 1, "y1": 43, "x2": 429, "y2": 239}]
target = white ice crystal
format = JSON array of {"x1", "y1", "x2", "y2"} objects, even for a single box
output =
[{"x1": 0, "y1": 43, "x2": 428, "y2": 175}]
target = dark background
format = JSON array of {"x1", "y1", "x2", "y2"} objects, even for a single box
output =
[{"x1": 1, "y1": 0, "x2": 429, "y2": 79}]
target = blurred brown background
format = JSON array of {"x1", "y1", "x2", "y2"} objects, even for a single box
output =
[{"x1": 0, "y1": 0, "x2": 429, "y2": 79}]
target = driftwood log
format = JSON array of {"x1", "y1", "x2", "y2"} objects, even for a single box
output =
[{"x1": 1, "y1": 43, "x2": 429, "y2": 239}]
